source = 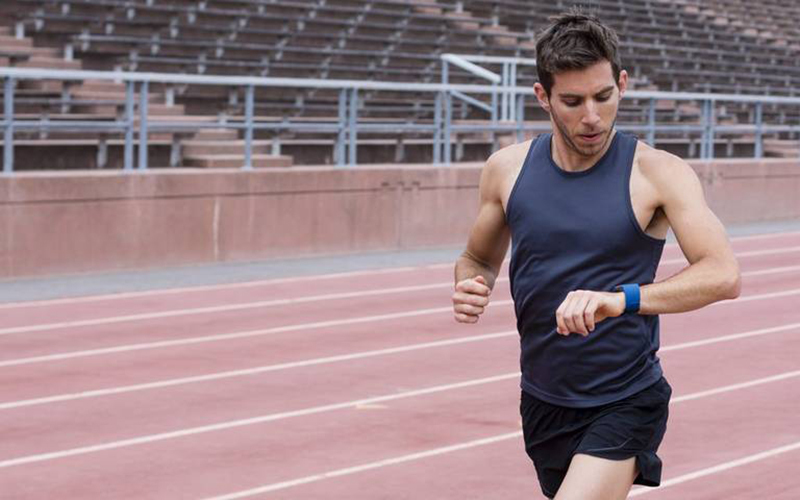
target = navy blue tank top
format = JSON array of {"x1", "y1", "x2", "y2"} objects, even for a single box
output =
[{"x1": 506, "y1": 131, "x2": 665, "y2": 408}]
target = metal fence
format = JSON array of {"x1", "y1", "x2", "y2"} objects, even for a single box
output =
[{"x1": 2, "y1": 64, "x2": 800, "y2": 173}]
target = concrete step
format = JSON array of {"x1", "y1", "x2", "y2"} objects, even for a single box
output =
[
  {"x1": 184, "y1": 154, "x2": 293, "y2": 168},
  {"x1": 764, "y1": 139, "x2": 799, "y2": 157},
  {"x1": 18, "y1": 80, "x2": 64, "y2": 92},
  {"x1": 78, "y1": 80, "x2": 127, "y2": 92},
  {"x1": 192, "y1": 129, "x2": 239, "y2": 141},
  {"x1": 70, "y1": 89, "x2": 162, "y2": 103},
  {"x1": 0, "y1": 36, "x2": 32, "y2": 49},
  {"x1": 16, "y1": 57, "x2": 82, "y2": 70},
  {"x1": 148, "y1": 104, "x2": 186, "y2": 116},
  {"x1": 72, "y1": 103, "x2": 185, "y2": 116},
  {"x1": 183, "y1": 140, "x2": 273, "y2": 156},
  {"x1": 28, "y1": 46, "x2": 62, "y2": 58}
]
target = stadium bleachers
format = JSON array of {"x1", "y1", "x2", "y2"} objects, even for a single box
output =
[{"x1": 1, "y1": 0, "x2": 799, "y2": 168}]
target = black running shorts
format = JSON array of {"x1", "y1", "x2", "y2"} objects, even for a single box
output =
[{"x1": 520, "y1": 377, "x2": 672, "y2": 499}]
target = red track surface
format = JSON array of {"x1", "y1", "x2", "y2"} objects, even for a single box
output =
[{"x1": 1, "y1": 231, "x2": 800, "y2": 499}]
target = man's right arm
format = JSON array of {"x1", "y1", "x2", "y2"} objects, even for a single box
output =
[{"x1": 452, "y1": 153, "x2": 512, "y2": 323}]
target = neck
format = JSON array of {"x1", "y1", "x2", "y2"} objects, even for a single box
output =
[{"x1": 551, "y1": 129, "x2": 617, "y2": 172}]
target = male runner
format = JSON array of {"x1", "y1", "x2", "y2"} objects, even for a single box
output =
[{"x1": 452, "y1": 10, "x2": 741, "y2": 500}]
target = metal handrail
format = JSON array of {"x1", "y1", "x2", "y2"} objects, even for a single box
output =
[{"x1": 2, "y1": 66, "x2": 800, "y2": 173}]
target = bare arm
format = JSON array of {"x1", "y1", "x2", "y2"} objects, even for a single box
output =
[
  {"x1": 452, "y1": 152, "x2": 512, "y2": 323},
  {"x1": 637, "y1": 153, "x2": 741, "y2": 314},
  {"x1": 555, "y1": 150, "x2": 741, "y2": 336}
]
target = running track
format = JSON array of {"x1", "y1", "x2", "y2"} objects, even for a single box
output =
[{"x1": 1, "y1": 231, "x2": 800, "y2": 499}]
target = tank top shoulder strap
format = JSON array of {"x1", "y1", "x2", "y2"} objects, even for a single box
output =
[{"x1": 506, "y1": 134, "x2": 546, "y2": 221}]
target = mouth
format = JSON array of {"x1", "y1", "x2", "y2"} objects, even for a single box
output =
[{"x1": 577, "y1": 131, "x2": 604, "y2": 143}]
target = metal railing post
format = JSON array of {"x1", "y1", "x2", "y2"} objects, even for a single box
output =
[
  {"x1": 243, "y1": 84, "x2": 254, "y2": 170},
  {"x1": 3, "y1": 77, "x2": 15, "y2": 174},
  {"x1": 124, "y1": 80, "x2": 135, "y2": 171},
  {"x1": 501, "y1": 62, "x2": 509, "y2": 121},
  {"x1": 433, "y1": 91, "x2": 442, "y2": 165},
  {"x1": 440, "y1": 61, "x2": 450, "y2": 165},
  {"x1": 516, "y1": 94, "x2": 525, "y2": 142},
  {"x1": 444, "y1": 89, "x2": 452, "y2": 165},
  {"x1": 509, "y1": 62, "x2": 517, "y2": 122},
  {"x1": 138, "y1": 81, "x2": 149, "y2": 170},
  {"x1": 336, "y1": 88, "x2": 347, "y2": 167},
  {"x1": 707, "y1": 99, "x2": 715, "y2": 159},
  {"x1": 754, "y1": 101, "x2": 764, "y2": 159},
  {"x1": 490, "y1": 82, "x2": 498, "y2": 154},
  {"x1": 700, "y1": 99, "x2": 709, "y2": 159},
  {"x1": 490, "y1": 83, "x2": 498, "y2": 124},
  {"x1": 348, "y1": 87, "x2": 357, "y2": 166},
  {"x1": 647, "y1": 98, "x2": 656, "y2": 146}
]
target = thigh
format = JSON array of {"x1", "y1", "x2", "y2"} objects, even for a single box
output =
[
  {"x1": 520, "y1": 391, "x2": 598, "y2": 498},
  {"x1": 554, "y1": 453, "x2": 638, "y2": 500}
]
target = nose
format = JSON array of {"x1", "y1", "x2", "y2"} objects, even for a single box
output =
[{"x1": 582, "y1": 101, "x2": 602, "y2": 127}]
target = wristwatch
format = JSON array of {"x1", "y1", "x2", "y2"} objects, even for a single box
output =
[{"x1": 614, "y1": 284, "x2": 641, "y2": 314}]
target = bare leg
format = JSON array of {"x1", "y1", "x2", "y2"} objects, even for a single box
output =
[{"x1": 554, "y1": 453, "x2": 638, "y2": 500}]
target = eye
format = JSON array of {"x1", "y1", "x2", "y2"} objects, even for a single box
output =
[
  {"x1": 563, "y1": 100, "x2": 580, "y2": 107},
  {"x1": 596, "y1": 94, "x2": 611, "y2": 102}
]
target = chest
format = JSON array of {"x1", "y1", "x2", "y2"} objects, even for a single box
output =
[{"x1": 503, "y1": 153, "x2": 667, "y2": 241}]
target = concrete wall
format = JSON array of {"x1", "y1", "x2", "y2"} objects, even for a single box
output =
[{"x1": 0, "y1": 158, "x2": 798, "y2": 279}]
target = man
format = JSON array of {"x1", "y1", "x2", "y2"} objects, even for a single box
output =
[{"x1": 451, "y1": 10, "x2": 741, "y2": 500}]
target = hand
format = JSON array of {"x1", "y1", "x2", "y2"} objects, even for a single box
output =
[
  {"x1": 555, "y1": 290, "x2": 626, "y2": 336},
  {"x1": 452, "y1": 275, "x2": 492, "y2": 323}
]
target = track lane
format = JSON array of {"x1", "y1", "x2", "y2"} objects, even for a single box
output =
[
  {"x1": 0, "y1": 231, "x2": 798, "y2": 498},
  {"x1": 0, "y1": 232, "x2": 798, "y2": 330},
  {"x1": 1, "y1": 307, "x2": 799, "y2": 491},
  {"x1": 1, "y1": 271, "x2": 796, "y2": 407}
]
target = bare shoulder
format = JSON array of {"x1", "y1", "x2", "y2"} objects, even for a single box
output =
[
  {"x1": 633, "y1": 140, "x2": 702, "y2": 205},
  {"x1": 484, "y1": 139, "x2": 533, "y2": 208},
  {"x1": 634, "y1": 141, "x2": 696, "y2": 181}
]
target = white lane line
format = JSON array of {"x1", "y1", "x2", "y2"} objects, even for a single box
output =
[
  {"x1": 0, "y1": 373, "x2": 521, "y2": 469},
  {"x1": 0, "y1": 330, "x2": 518, "y2": 410},
  {"x1": 660, "y1": 322, "x2": 800, "y2": 353},
  {"x1": 201, "y1": 371, "x2": 800, "y2": 498},
  {"x1": 628, "y1": 440, "x2": 800, "y2": 496},
  {"x1": 2, "y1": 312, "x2": 799, "y2": 416},
  {"x1": 3, "y1": 367, "x2": 800, "y2": 472},
  {"x1": 1, "y1": 230, "x2": 798, "y2": 310},
  {"x1": 711, "y1": 287, "x2": 800, "y2": 305},
  {"x1": 740, "y1": 264, "x2": 800, "y2": 277},
  {"x1": 0, "y1": 278, "x2": 509, "y2": 337},
  {"x1": 0, "y1": 300, "x2": 512, "y2": 367},
  {"x1": 0, "y1": 299, "x2": 513, "y2": 369},
  {"x1": 3, "y1": 246, "x2": 799, "y2": 338},
  {"x1": 6, "y1": 274, "x2": 799, "y2": 367},
  {"x1": 0, "y1": 278, "x2": 796, "y2": 369},
  {"x1": 206, "y1": 431, "x2": 526, "y2": 499},
  {"x1": 659, "y1": 244, "x2": 800, "y2": 266},
  {"x1": 670, "y1": 370, "x2": 800, "y2": 404},
  {"x1": 0, "y1": 266, "x2": 423, "y2": 310}
]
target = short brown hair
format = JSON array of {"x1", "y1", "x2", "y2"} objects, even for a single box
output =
[{"x1": 535, "y1": 8, "x2": 622, "y2": 96}]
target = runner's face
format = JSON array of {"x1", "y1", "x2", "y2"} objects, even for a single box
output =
[{"x1": 538, "y1": 61, "x2": 627, "y2": 157}]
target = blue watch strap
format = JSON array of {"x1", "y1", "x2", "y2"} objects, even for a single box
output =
[{"x1": 615, "y1": 284, "x2": 640, "y2": 313}]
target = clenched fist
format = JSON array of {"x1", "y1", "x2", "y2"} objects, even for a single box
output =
[
  {"x1": 555, "y1": 289, "x2": 626, "y2": 336},
  {"x1": 452, "y1": 275, "x2": 492, "y2": 323}
]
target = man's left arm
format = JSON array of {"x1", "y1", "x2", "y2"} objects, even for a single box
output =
[
  {"x1": 636, "y1": 153, "x2": 741, "y2": 315},
  {"x1": 555, "y1": 152, "x2": 741, "y2": 336}
]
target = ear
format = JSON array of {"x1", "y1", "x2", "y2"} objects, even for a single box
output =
[
  {"x1": 533, "y1": 82, "x2": 551, "y2": 113},
  {"x1": 617, "y1": 69, "x2": 629, "y2": 98}
]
